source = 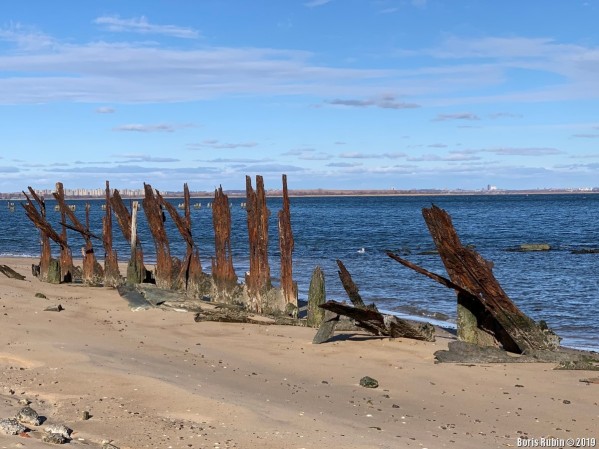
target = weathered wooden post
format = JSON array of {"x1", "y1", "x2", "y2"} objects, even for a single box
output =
[
  {"x1": 53, "y1": 185, "x2": 102, "y2": 285},
  {"x1": 245, "y1": 175, "x2": 271, "y2": 313},
  {"x1": 102, "y1": 181, "x2": 121, "y2": 286},
  {"x1": 143, "y1": 183, "x2": 174, "y2": 289},
  {"x1": 22, "y1": 188, "x2": 61, "y2": 283},
  {"x1": 53, "y1": 182, "x2": 75, "y2": 283},
  {"x1": 307, "y1": 266, "x2": 326, "y2": 327},
  {"x1": 278, "y1": 174, "x2": 297, "y2": 308},
  {"x1": 211, "y1": 186, "x2": 238, "y2": 293},
  {"x1": 111, "y1": 189, "x2": 147, "y2": 284},
  {"x1": 157, "y1": 184, "x2": 204, "y2": 293}
]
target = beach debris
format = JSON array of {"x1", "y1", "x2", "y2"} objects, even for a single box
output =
[
  {"x1": 320, "y1": 300, "x2": 436, "y2": 342},
  {"x1": 211, "y1": 186, "x2": 238, "y2": 295},
  {"x1": 387, "y1": 205, "x2": 560, "y2": 354},
  {"x1": 43, "y1": 304, "x2": 64, "y2": 312},
  {"x1": 192, "y1": 300, "x2": 303, "y2": 326},
  {"x1": 245, "y1": 175, "x2": 272, "y2": 313},
  {"x1": 44, "y1": 424, "x2": 72, "y2": 439},
  {"x1": 312, "y1": 310, "x2": 340, "y2": 344},
  {"x1": 102, "y1": 441, "x2": 120, "y2": 449},
  {"x1": 359, "y1": 376, "x2": 379, "y2": 388},
  {"x1": 16, "y1": 407, "x2": 41, "y2": 426},
  {"x1": 35, "y1": 292, "x2": 47, "y2": 298},
  {"x1": 307, "y1": 266, "x2": 326, "y2": 328},
  {"x1": 53, "y1": 182, "x2": 75, "y2": 283},
  {"x1": 18, "y1": 399, "x2": 31, "y2": 405},
  {"x1": 102, "y1": 181, "x2": 121, "y2": 287},
  {"x1": 0, "y1": 418, "x2": 28, "y2": 435},
  {"x1": 579, "y1": 377, "x2": 599, "y2": 384},
  {"x1": 82, "y1": 411, "x2": 91, "y2": 420},
  {"x1": 554, "y1": 360, "x2": 599, "y2": 371},
  {"x1": 0, "y1": 264, "x2": 26, "y2": 280},
  {"x1": 278, "y1": 174, "x2": 297, "y2": 308},
  {"x1": 314, "y1": 260, "x2": 435, "y2": 343}
]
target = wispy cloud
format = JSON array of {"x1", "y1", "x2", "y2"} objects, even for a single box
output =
[
  {"x1": 339, "y1": 151, "x2": 406, "y2": 159},
  {"x1": 0, "y1": 23, "x2": 55, "y2": 51},
  {"x1": 326, "y1": 162, "x2": 362, "y2": 167},
  {"x1": 113, "y1": 123, "x2": 193, "y2": 133},
  {"x1": 487, "y1": 147, "x2": 562, "y2": 156},
  {"x1": 326, "y1": 95, "x2": 420, "y2": 110},
  {"x1": 201, "y1": 157, "x2": 272, "y2": 163},
  {"x1": 188, "y1": 140, "x2": 258, "y2": 150},
  {"x1": 304, "y1": 0, "x2": 333, "y2": 7},
  {"x1": 433, "y1": 113, "x2": 480, "y2": 121},
  {"x1": 95, "y1": 106, "x2": 115, "y2": 114},
  {"x1": 488, "y1": 112, "x2": 522, "y2": 119},
  {"x1": 0, "y1": 166, "x2": 19, "y2": 173},
  {"x1": 572, "y1": 134, "x2": 599, "y2": 138},
  {"x1": 112, "y1": 153, "x2": 179, "y2": 163},
  {"x1": 94, "y1": 16, "x2": 200, "y2": 39}
]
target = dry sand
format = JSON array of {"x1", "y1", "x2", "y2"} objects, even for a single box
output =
[{"x1": 0, "y1": 257, "x2": 597, "y2": 449}]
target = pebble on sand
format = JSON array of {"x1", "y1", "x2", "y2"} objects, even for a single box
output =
[
  {"x1": 0, "y1": 418, "x2": 28, "y2": 435},
  {"x1": 16, "y1": 406, "x2": 42, "y2": 426},
  {"x1": 359, "y1": 376, "x2": 379, "y2": 388}
]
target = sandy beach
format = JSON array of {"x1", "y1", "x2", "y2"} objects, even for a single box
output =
[{"x1": 0, "y1": 257, "x2": 597, "y2": 449}]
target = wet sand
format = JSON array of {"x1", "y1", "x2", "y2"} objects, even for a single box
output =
[{"x1": 0, "y1": 257, "x2": 597, "y2": 448}]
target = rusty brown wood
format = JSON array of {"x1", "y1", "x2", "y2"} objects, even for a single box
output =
[
  {"x1": 211, "y1": 186, "x2": 238, "y2": 291},
  {"x1": 245, "y1": 175, "x2": 271, "y2": 312},
  {"x1": 277, "y1": 174, "x2": 296, "y2": 306},
  {"x1": 336, "y1": 259, "x2": 370, "y2": 309},
  {"x1": 157, "y1": 184, "x2": 203, "y2": 291},
  {"x1": 25, "y1": 187, "x2": 52, "y2": 280},
  {"x1": 421, "y1": 205, "x2": 558, "y2": 353},
  {"x1": 102, "y1": 181, "x2": 121, "y2": 286},
  {"x1": 53, "y1": 182, "x2": 75, "y2": 283},
  {"x1": 111, "y1": 189, "x2": 146, "y2": 283},
  {"x1": 143, "y1": 183, "x2": 173, "y2": 289}
]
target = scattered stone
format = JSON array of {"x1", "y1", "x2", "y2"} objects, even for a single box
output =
[
  {"x1": 0, "y1": 418, "x2": 28, "y2": 435},
  {"x1": 359, "y1": 376, "x2": 379, "y2": 389},
  {"x1": 42, "y1": 433, "x2": 68, "y2": 444},
  {"x1": 18, "y1": 398, "x2": 31, "y2": 405},
  {"x1": 35, "y1": 292, "x2": 47, "y2": 299},
  {"x1": 579, "y1": 377, "x2": 599, "y2": 384},
  {"x1": 82, "y1": 411, "x2": 91, "y2": 420},
  {"x1": 563, "y1": 399, "x2": 571, "y2": 404},
  {"x1": 44, "y1": 304, "x2": 64, "y2": 312},
  {"x1": 16, "y1": 407, "x2": 41, "y2": 426},
  {"x1": 44, "y1": 424, "x2": 72, "y2": 439}
]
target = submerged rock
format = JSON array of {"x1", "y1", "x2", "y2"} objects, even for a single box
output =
[
  {"x1": 359, "y1": 376, "x2": 379, "y2": 388},
  {"x1": 519, "y1": 243, "x2": 551, "y2": 252},
  {"x1": 0, "y1": 418, "x2": 27, "y2": 435}
]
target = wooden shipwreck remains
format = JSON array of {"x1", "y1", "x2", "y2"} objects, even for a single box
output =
[
  {"x1": 22, "y1": 187, "x2": 56, "y2": 282},
  {"x1": 245, "y1": 175, "x2": 272, "y2": 313},
  {"x1": 314, "y1": 260, "x2": 435, "y2": 343},
  {"x1": 102, "y1": 181, "x2": 121, "y2": 287},
  {"x1": 143, "y1": 183, "x2": 176, "y2": 289},
  {"x1": 278, "y1": 174, "x2": 297, "y2": 308},
  {"x1": 110, "y1": 189, "x2": 149, "y2": 285},
  {"x1": 54, "y1": 183, "x2": 103, "y2": 285},
  {"x1": 211, "y1": 186, "x2": 239, "y2": 296},
  {"x1": 157, "y1": 184, "x2": 209, "y2": 295},
  {"x1": 387, "y1": 205, "x2": 560, "y2": 354},
  {"x1": 53, "y1": 183, "x2": 75, "y2": 283}
]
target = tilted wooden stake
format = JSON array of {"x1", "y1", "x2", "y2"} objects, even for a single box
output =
[
  {"x1": 278, "y1": 174, "x2": 296, "y2": 306},
  {"x1": 245, "y1": 175, "x2": 271, "y2": 312},
  {"x1": 157, "y1": 183, "x2": 203, "y2": 291},
  {"x1": 53, "y1": 182, "x2": 75, "y2": 283},
  {"x1": 212, "y1": 186, "x2": 238, "y2": 291},
  {"x1": 24, "y1": 187, "x2": 52, "y2": 281},
  {"x1": 143, "y1": 183, "x2": 174, "y2": 289},
  {"x1": 102, "y1": 181, "x2": 121, "y2": 286}
]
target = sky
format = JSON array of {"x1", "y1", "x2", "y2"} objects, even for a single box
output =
[{"x1": 1, "y1": 0, "x2": 599, "y2": 192}]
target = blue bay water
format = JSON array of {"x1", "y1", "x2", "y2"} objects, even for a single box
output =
[{"x1": 2, "y1": 194, "x2": 598, "y2": 351}]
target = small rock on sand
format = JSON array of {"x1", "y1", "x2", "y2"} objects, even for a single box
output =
[
  {"x1": 16, "y1": 406, "x2": 42, "y2": 426},
  {"x1": 0, "y1": 418, "x2": 28, "y2": 435},
  {"x1": 102, "y1": 441, "x2": 120, "y2": 449},
  {"x1": 45, "y1": 424, "x2": 72, "y2": 439},
  {"x1": 35, "y1": 292, "x2": 47, "y2": 298},
  {"x1": 359, "y1": 376, "x2": 379, "y2": 388},
  {"x1": 42, "y1": 433, "x2": 68, "y2": 444}
]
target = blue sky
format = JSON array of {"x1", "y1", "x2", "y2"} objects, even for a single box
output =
[{"x1": 1, "y1": 0, "x2": 599, "y2": 192}]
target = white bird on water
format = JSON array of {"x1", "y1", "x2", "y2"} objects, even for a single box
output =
[{"x1": 357, "y1": 247, "x2": 366, "y2": 254}]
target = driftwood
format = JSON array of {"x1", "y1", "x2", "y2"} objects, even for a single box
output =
[
  {"x1": 388, "y1": 205, "x2": 560, "y2": 354},
  {"x1": 245, "y1": 175, "x2": 271, "y2": 312},
  {"x1": 52, "y1": 183, "x2": 75, "y2": 283},
  {"x1": 319, "y1": 300, "x2": 435, "y2": 342},
  {"x1": 102, "y1": 181, "x2": 121, "y2": 286},
  {"x1": 211, "y1": 186, "x2": 238, "y2": 292},
  {"x1": 27, "y1": 188, "x2": 52, "y2": 281},
  {"x1": 278, "y1": 174, "x2": 297, "y2": 307},
  {"x1": 0, "y1": 265, "x2": 25, "y2": 280},
  {"x1": 307, "y1": 266, "x2": 326, "y2": 327},
  {"x1": 143, "y1": 183, "x2": 174, "y2": 289},
  {"x1": 336, "y1": 259, "x2": 372, "y2": 310}
]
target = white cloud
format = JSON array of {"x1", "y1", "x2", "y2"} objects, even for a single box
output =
[
  {"x1": 113, "y1": 123, "x2": 193, "y2": 132},
  {"x1": 339, "y1": 151, "x2": 406, "y2": 159},
  {"x1": 433, "y1": 113, "x2": 480, "y2": 121},
  {"x1": 327, "y1": 95, "x2": 420, "y2": 109},
  {"x1": 95, "y1": 106, "x2": 115, "y2": 114},
  {"x1": 304, "y1": 0, "x2": 333, "y2": 7},
  {"x1": 94, "y1": 16, "x2": 200, "y2": 39},
  {"x1": 188, "y1": 140, "x2": 258, "y2": 150}
]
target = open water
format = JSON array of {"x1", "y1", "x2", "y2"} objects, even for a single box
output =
[{"x1": 1, "y1": 194, "x2": 598, "y2": 351}]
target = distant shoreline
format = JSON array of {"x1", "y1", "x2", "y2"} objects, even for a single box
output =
[{"x1": 2, "y1": 189, "x2": 598, "y2": 201}]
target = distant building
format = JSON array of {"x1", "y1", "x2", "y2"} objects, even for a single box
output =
[{"x1": 487, "y1": 184, "x2": 498, "y2": 191}]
